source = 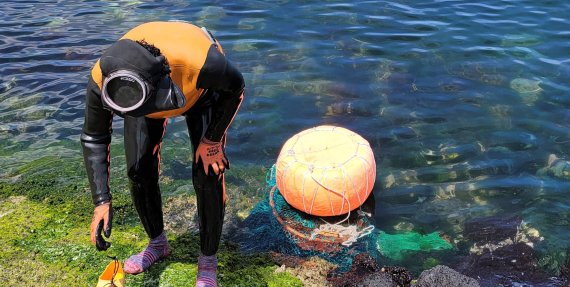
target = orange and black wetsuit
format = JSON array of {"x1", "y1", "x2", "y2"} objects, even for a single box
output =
[{"x1": 80, "y1": 22, "x2": 244, "y2": 255}]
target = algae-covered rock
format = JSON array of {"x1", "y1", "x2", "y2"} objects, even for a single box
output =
[
  {"x1": 238, "y1": 18, "x2": 266, "y2": 30},
  {"x1": 272, "y1": 255, "x2": 334, "y2": 287},
  {"x1": 446, "y1": 61, "x2": 505, "y2": 86},
  {"x1": 501, "y1": 34, "x2": 541, "y2": 47},
  {"x1": 510, "y1": 77, "x2": 542, "y2": 105},
  {"x1": 375, "y1": 59, "x2": 395, "y2": 82},
  {"x1": 537, "y1": 154, "x2": 570, "y2": 180},
  {"x1": 420, "y1": 142, "x2": 484, "y2": 165},
  {"x1": 194, "y1": 6, "x2": 226, "y2": 26},
  {"x1": 0, "y1": 93, "x2": 43, "y2": 110}
]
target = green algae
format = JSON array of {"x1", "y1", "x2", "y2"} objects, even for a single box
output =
[
  {"x1": 0, "y1": 196, "x2": 96, "y2": 286},
  {"x1": 0, "y1": 155, "x2": 302, "y2": 286},
  {"x1": 0, "y1": 139, "x2": 28, "y2": 157}
]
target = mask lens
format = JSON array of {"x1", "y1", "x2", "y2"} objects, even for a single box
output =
[{"x1": 102, "y1": 70, "x2": 147, "y2": 112}]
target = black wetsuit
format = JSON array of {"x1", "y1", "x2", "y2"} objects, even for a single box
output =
[{"x1": 81, "y1": 22, "x2": 244, "y2": 256}]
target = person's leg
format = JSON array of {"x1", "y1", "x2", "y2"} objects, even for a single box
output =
[
  {"x1": 123, "y1": 115, "x2": 170, "y2": 274},
  {"x1": 184, "y1": 92, "x2": 226, "y2": 287}
]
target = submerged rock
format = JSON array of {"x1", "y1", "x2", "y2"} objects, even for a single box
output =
[
  {"x1": 501, "y1": 34, "x2": 541, "y2": 47},
  {"x1": 456, "y1": 215, "x2": 561, "y2": 287},
  {"x1": 487, "y1": 130, "x2": 538, "y2": 151},
  {"x1": 446, "y1": 61, "x2": 505, "y2": 86},
  {"x1": 420, "y1": 142, "x2": 484, "y2": 165},
  {"x1": 195, "y1": 6, "x2": 226, "y2": 22},
  {"x1": 537, "y1": 154, "x2": 570, "y2": 180},
  {"x1": 510, "y1": 78, "x2": 542, "y2": 94},
  {"x1": 325, "y1": 101, "x2": 375, "y2": 117},
  {"x1": 463, "y1": 215, "x2": 521, "y2": 243},
  {"x1": 0, "y1": 77, "x2": 16, "y2": 95},
  {"x1": 510, "y1": 77, "x2": 542, "y2": 105}
]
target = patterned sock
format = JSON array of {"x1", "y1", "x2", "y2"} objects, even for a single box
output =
[
  {"x1": 124, "y1": 232, "x2": 170, "y2": 275},
  {"x1": 196, "y1": 255, "x2": 218, "y2": 287}
]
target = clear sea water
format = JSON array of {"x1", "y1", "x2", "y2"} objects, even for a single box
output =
[{"x1": 1, "y1": 0, "x2": 569, "y2": 280}]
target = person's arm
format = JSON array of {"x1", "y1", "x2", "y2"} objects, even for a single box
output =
[
  {"x1": 196, "y1": 45, "x2": 245, "y2": 143},
  {"x1": 81, "y1": 77, "x2": 113, "y2": 204},
  {"x1": 193, "y1": 45, "x2": 244, "y2": 176},
  {"x1": 81, "y1": 77, "x2": 114, "y2": 250}
]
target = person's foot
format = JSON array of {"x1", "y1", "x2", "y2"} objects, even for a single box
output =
[
  {"x1": 196, "y1": 254, "x2": 217, "y2": 287},
  {"x1": 124, "y1": 232, "x2": 170, "y2": 274}
]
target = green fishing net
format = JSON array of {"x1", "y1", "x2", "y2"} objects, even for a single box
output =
[
  {"x1": 233, "y1": 165, "x2": 453, "y2": 271},
  {"x1": 377, "y1": 231, "x2": 453, "y2": 261}
]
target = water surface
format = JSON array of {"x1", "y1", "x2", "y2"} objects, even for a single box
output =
[{"x1": 1, "y1": 0, "x2": 569, "y2": 279}]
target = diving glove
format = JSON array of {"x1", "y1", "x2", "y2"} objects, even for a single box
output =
[
  {"x1": 91, "y1": 201, "x2": 113, "y2": 251},
  {"x1": 195, "y1": 138, "x2": 228, "y2": 176}
]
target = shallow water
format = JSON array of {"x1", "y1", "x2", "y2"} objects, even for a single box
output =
[{"x1": 1, "y1": 0, "x2": 569, "y2": 279}]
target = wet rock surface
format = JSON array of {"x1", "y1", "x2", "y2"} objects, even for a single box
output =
[
  {"x1": 162, "y1": 194, "x2": 241, "y2": 239},
  {"x1": 326, "y1": 258, "x2": 479, "y2": 287},
  {"x1": 455, "y1": 215, "x2": 568, "y2": 287},
  {"x1": 413, "y1": 265, "x2": 479, "y2": 287},
  {"x1": 271, "y1": 253, "x2": 336, "y2": 287},
  {"x1": 327, "y1": 254, "x2": 413, "y2": 287},
  {"x1": 162, "y1": 195, "x2": 199, "y2": 235},
  {"x1": 299, "y1": 214, "x2": 569, "y2": 287},
  {"x1": 463, "y1": 215, "x2": 521, "y2": 243}
]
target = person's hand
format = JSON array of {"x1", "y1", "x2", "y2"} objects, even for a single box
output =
[
  {"x1": 90, "y1": 201, "x2": 113, "y2": 251},
  {"x1": 195, "y1": 138, "x2": 228, "y2": 176}
]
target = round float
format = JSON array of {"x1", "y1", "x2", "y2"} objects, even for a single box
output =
[{"x1": 275, "y1": 125, "x2": 376, "y2": 217}]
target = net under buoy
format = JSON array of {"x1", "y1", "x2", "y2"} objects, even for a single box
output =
[{"x1": 276, "y1": 125, "x2": 376, "y2": 217}]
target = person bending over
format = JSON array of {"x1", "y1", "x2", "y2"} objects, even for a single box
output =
[{"x1": 81, "y1": 21, "x2": 244, "y2": 287}]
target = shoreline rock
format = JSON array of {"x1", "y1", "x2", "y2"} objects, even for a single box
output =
[{"x1": 266, "y1": 214, "x2": 570, "y2": 287}]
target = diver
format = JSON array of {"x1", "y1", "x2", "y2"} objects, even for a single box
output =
[{"x1": 81, "y1": 21, "x2": 244, "y2": 287}]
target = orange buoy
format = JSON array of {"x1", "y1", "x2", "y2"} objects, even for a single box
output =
[{"x1": 275, "y1": 125, "x2": 376, "y2": 217}]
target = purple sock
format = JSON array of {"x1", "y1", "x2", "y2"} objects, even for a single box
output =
[
  {"x1": 196, "y1": 255, "x2": 217, "y2": 287},
  {"x1": 124, "y1": 232, "x2": 170, "y2": 274}
]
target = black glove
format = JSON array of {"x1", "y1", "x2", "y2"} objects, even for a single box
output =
[{"x1": 90, "y1": 201, "x2": 113, "y2": 251}]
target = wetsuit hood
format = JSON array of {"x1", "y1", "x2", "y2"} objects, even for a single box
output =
[{"x1": 99, "y1": 39, "x2": 185, "y2": 116}]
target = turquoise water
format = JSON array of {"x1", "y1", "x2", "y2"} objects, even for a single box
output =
[{"x1": 1, "y1": 0, "x2": 569, "y2": 278}]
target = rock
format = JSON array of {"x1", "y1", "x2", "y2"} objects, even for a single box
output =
[
  {"x1": 472, "y1": 242, "x2": 536, "y2": 271},
  {"x1": 327, "y1": 254, "x2": 413, "y2": 287},
  {"x1": 162, "y1": 195, "x2": 199, "y2": 235},
  {"x1": 510, "y1": 78, "x2": 541, "y2": 93},
  {"x1": 327, "y1": 253, "x2": 381, "y2": 287},
  {"x1": 457, "y1": 215, "x2": 563, "y2": 286},
  {"x1": 463, "y1": 215, "x2": 521, "y2": 244},
  {"x1": 414, "y1": 265, "x2": 479, "y2": 287},
  {"x1": 357, "y1": 272, "x2": 398, "y2": 287},
  {"x1": 380, "y1": 266, "x2": 413, "y2": 287},
  {"x1": 270, "y1": 254, "x2": 336, "y2": 287}
]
